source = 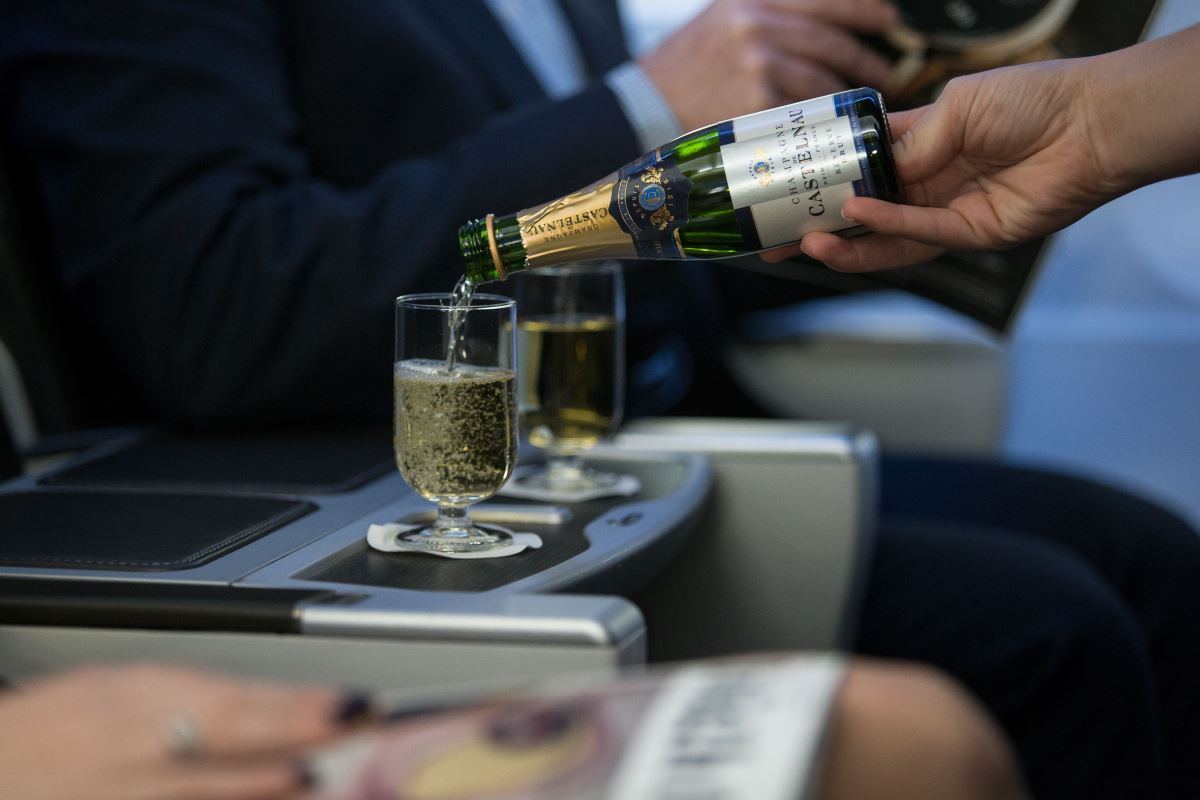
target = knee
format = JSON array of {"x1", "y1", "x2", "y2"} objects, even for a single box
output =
[{"x1": 818, "y1": 661, "x2": 1029, "y2": 800}]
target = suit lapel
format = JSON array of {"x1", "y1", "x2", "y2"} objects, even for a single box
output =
[{"x1": 411, "y1": 0, "x2": 545, "y2": 107}]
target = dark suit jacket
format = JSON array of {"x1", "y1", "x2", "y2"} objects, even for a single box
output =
[{"x1": 0, "y1": 0, "x2": 716, "y2": 427}]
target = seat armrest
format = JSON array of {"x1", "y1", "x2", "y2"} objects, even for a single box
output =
[
  {"x1": 597, "y1": 418, "x2": 878, "y2": 659},
  {"x1": 726, "y1": 294, "x2": 1007, "y2": 454}
]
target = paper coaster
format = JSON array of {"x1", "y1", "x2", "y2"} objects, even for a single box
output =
[
  {"x1": 366, "y1": 522, "x2": 543, "y2": 559},
  {"x1": 497, "y1": 467, "x2": 641, "y2": 503}
]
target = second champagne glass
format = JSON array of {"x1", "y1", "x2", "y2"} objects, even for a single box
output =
[{"x1": 514, "y1": 262, "x2": 625, "y2": 494}]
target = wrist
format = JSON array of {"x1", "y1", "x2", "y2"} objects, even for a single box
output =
[
  {"x1": 1084, "y1": 25, "x2": 1200, "y2": 196},
  {"x1": 605, "y1": 62, "x2": 683, "y2": 152},
  {"x1": 636, "y1": 50, "x2": 688, "y2": 129},
  {"x1": 1075, "y1": 52, "x2": 1139, "y2": 199}
]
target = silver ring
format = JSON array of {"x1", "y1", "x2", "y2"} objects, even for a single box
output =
[{"x1": 166, "y1": 713, "x2": 204, "y2": 759}]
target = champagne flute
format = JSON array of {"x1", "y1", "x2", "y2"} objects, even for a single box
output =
[
  {"x1": 394, "y1": 293, "x2": 517, "y2": 553},
  {"x1": 514, "y1": 262, "x2": 625, "y2": 493}
]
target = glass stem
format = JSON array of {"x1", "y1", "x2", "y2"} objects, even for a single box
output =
[
  {"x1": 547, "y1": 453, "x2": 587, "y2": 483},
  {"x1": 434, "y1": 504, "x2": 471, "y2": 535}
]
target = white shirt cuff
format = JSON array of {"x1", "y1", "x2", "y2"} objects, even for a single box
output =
[{"x1": 604, "y1": 61, "x2": 683, "y2": 153}]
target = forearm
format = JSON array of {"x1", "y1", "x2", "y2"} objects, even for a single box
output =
[
  {"x1": 65, "y1": 87, "x2": 641, "y2": 426},
  {"x1": 1086, "y1": 23, "x2": 1200, "y2": 195}
]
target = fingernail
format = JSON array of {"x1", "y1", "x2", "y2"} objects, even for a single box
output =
[
  {"x1": 333, "y1": 692, "x2": 375, "y2": 725},
  {"x1": 840, "y1": 207, "x2": 857, "y2": 222},
  {"x1": 293, "y1": 759, "x2": 317, "y2": 789},
  {"x1": 799, "y1": 239, "x2": 814, "y2": 258}
]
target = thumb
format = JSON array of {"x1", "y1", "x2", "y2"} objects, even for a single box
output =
[
  {"x1": 888, "y1": 102, "x2": 957, "y2": 185},
  {"x1": 883, "y1": 106, "x2": 927, "y2": 141}
]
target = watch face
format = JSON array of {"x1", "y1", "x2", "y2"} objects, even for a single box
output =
[{"x1": 902, "y1": 0, "x2": 1056, "y2": 38}]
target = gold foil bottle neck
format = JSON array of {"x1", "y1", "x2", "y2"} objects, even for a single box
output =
[{"x1": 484, "y1": 213, "x2": 507, "y2": 281}]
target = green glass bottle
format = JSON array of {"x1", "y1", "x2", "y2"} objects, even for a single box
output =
[{"x1": 459, "y1": 88, "x2": 903, "y2": 283}]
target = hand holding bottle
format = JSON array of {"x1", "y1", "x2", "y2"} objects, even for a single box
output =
[
  {"x1": 766, "y1": 23, "x2": 1200, "y2": 272},
  {"x1": 639, "y1": 0, "x2": 899, "y2": 131}
]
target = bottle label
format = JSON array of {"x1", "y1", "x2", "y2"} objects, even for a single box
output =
[
  {"x1": 749, "y1": 181, "x2": 858, "y2": 247},
  {"x1": 516, "y1": 176, "x2": 637, "y2": 266},
  {"x1": 513, "y1": 153, "x2": 694, "y2": 266},
  {"x1": 611, "y1": 154, "x2": 694, "y2": 259},
  {"x1": 730, "y1": 93, "x2": 838, "y2": 142},
  {"x1": 721, "y1": 115, "x2": 863, "y2": 211}
]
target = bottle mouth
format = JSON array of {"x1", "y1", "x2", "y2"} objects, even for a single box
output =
[{"x1": 457, "y1": 218, "x2": 493, "y2": 284}]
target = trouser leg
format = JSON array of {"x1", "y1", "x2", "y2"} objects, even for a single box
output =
[
  {"x1": 878, "y1": 456, "x2": 1200, "y2": 799},
  {"x1": 855, "y1": 515, "x2": 1164, "y2": 799}
]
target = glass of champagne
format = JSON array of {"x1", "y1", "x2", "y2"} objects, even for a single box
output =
[
  {"x1": 393, "y1": 292, "x2": 518, "y2": 553},
  {"x1": 514, "y1": 262, "x2": 625, "y2": 493}
]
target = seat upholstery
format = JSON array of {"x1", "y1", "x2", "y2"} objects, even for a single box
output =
[{"x1": 0, "y1": 145, "x2": 80, "y2": 444}]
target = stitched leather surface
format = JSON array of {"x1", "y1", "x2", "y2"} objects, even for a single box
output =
[
  {"x1": 0, "y1": 491, "x2": 313, "y2": 571},
  {"x1": 42, "y1": 428, "x2": 392, "y2": 495}
]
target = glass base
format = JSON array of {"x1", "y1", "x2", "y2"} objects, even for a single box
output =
[
  {"x1": 515, "y1": 463, "x2": 620, "y2": 494},
  {"x1": 399, "y1": 522, "x2": 513, "y2": 554}
]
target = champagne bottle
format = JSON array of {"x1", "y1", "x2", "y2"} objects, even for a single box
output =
[{"x1": 459, "y1": 88, "x2": 902, "y2": 283}]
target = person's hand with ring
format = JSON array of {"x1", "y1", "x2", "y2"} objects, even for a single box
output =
[{"x1": 0, "y1": 663, "x2": 357, "y2": 799}]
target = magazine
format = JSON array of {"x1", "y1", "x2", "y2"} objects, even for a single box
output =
[{"x1": 308, "y1": 655, "x2": 844, "y2": 800}]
